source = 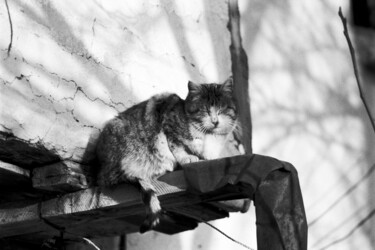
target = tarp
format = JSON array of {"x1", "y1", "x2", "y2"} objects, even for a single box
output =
[{"x1": 183, "y1": 154, "x2": 308, "y2": 250}]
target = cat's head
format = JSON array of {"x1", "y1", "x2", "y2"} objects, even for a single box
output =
[{"x1": 184, "y1": 77, "x2": 237, "y2": 135}]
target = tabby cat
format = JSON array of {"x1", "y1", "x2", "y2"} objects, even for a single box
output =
[{"x1": 96, "y1": 77, "x2": 238, "y2": 232}]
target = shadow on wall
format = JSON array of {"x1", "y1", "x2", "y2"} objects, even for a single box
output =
[
  {"x1": 7, "y1": 0, "x2": 133, "y2": 124},
  {"x1": 0, "y1": 0, "x2": 238, "y2": 250},
  {"x1": 241, "y1": 1, "x2": 375, "y2": 250},
  {"x1": 1, "y1": 0, "x2": 139, "y2": 167}
]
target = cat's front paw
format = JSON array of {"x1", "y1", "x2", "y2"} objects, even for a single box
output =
[{"x1": 179, "y1": 155, "x2": 200, "y2": 165}]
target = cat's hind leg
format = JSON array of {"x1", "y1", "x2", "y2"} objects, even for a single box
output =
[{"x1": 138, "y1": 178, "x2": 162, "y2": 233}]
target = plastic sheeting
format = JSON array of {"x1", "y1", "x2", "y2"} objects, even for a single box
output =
[{"x1": 183, "y1": 154, "x2": 308, "y2": 250}]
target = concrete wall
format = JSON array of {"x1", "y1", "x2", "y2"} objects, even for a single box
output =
[{"x1": 1, "y1": 0, "x2": 375, "y2": 250}]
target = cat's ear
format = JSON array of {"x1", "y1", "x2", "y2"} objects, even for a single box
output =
[
  {"x1": 188, "y1": 81, "x2": 201, "y2": 93},
  {"x1": 221, "y1": 77, "x2": 233, "y2": 93}
]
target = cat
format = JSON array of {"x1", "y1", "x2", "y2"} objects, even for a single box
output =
[{"x1": 96, "y1": 77, "x2": 238, "y2": 233}]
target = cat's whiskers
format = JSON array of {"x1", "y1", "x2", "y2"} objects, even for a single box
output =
[
  {"x1": 199, "y1": 124, "x2": 209, "y2": 134},
  {"x1": 190, "y1": 123, "x2": 207, "y2": 137},
  {"x1": 228, "y1": 119, "x2": 241, "y2": 133}
]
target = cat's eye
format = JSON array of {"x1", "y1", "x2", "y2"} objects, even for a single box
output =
[
  {"x1": 205, "y1": 106, "x2": 210, "y2": 113},
  {"x1": 219, "y1": 104, "x2": 234, "y2": 113},
  {"x1": 187, "y1": 105, "x2": 199, "y2": 114}
]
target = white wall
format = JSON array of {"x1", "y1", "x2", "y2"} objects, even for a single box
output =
[{"x1": 0, "y1": 0, "x2": 232, "y2": 163}]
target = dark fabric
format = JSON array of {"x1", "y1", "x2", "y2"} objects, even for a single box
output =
[{"x1": 183, "y1": 154, "x2": 308, "y2": 250}]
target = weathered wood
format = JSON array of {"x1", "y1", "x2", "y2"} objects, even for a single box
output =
[
  {"x1": 211, "y1": 198, "x2": 251, "y2": 213},
  {"x1": 0, "y1": 169, "x2": 209, "y2": 243},
  {"x1": 0, "y1": 161, "x2": 30, "y2": 186},
  {"x1": 168, "y1": 203, "x2": 229, "y2": 222},
  {"x1": 1, "y1": 156, "x2": 264, "y2": 245},
  {"x1": 0, "y1": 161, "x2": 55, "y2": 206},
  {"x1": 32, "y1": 161, "x2": 90, "y2": 192},
  {"x1": 0, "y1": 132, "x2": 60, "y2": 169}
]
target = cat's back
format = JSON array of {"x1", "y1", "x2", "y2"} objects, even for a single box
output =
[
  {"x1": 99, "y1": 92, "x2": 181, "y2": 139},
  {"x1": 96, "y1": 93, "x2": 183, "y2": 183},
  {"x1": 96, "y1": 99, "x2": 148, "y2": 150}
]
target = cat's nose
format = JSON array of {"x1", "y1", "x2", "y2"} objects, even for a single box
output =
[{"x1": 211, "y1": 116, "x2": 219, "y2": 127}]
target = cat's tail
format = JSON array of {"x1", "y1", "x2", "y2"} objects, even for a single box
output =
[{"x1": 138, "y1": 178, "x2": 162, "y2": 233}]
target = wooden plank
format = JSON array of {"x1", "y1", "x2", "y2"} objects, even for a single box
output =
[
  {"x1": 210, "y1": 199, "x2": 251, "y2": 213},
  {"x1": 0, "y1": 169, "x2": 201, "y2": 240},
  {"x1": 0, "y1": 161, "x2": 54, "y2": 206},
  {"x1": 0, "y1": 157, "x2": 252, "y2": 244},
  {"x1": 167, "y1": 203, "x2": 229, "y2": 222},
  {"x1": 0, "y1": 161, "x2": 30, "y2": 186},
  {"x1": 0, "y1": 132, "x2": 60, "y2": 169},
  {"x1": 32, "y1": 161, "x2": 90, "y2": 192}
]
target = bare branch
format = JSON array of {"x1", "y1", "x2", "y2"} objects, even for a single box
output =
[
  {"x1": 338, "y1": 7, "x2": 375, "y2": 134},
  {"x1": 309, "y1": 163, "x2": 375, "y2": 227},
  {"x1": 317, "y1": 206, "x2": 375, "y2": 250},
  {"x1": 228, "y1": 0, "x2": 252, "y2": 154},
  {"x1": 4, "y1": 0, "x2": 13, "y2": 57}
]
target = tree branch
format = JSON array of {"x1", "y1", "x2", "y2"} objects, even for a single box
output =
[
  {"x1": 4, "y1": 0, "x2": 13, "y2": 57},
  {"x1": 317, "y1": 206, "x2": 375, "y2": 250},
  {"x1": 228, "y1": 0, "x2": 252, "y2": 154},
  {"x1": 338, "y1": 7, "x2": 375, "y2": 134}
]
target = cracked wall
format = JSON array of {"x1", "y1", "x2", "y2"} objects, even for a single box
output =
[
  {"x1": 0, "y1": 0, "x2": 231, "y2": 166},
  {"x1": 0, "y1": 1, "x2": 257, "y2": 249}
]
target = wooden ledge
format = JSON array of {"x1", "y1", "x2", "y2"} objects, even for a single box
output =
[
  {"x1": 1, "y1": 155, "x2": 308, "y2": 250},
  {"x1": 0, "y1": 168, "x2": 230, "y2": 244}
]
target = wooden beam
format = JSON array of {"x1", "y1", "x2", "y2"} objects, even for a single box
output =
[
  {"x1": 0, "y1": 156, "x2": 260, "y2": 246},
  {"x1": 0, "y1": 169, "x2": 211, "y2": 243},
  {"x1": 0, "y1": 132, "x2": 60, "y2": 169},
  {"x1": 0, "y1": 161, "x2": 30, "y2": 186},
  {"x1": 210, "y1": 198, "x2": 251, "y2": 213},
  {"x1": 32, "y1": 161, "x2": 90, "y2": 192},
  {"x1": 0, "y1": 161, "x2": 49, "y2": 206}
]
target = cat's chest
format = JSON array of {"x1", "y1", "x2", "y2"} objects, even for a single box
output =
[{"x1": 190, "y1": 134, "x2": 226, "y2": 160}]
